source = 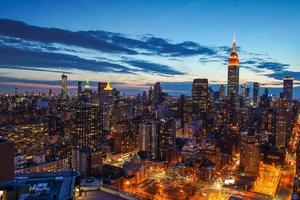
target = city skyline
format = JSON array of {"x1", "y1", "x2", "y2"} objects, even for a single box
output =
[
  {"x1": 0, "y1": 1, "x2": 299, "y2": 98},
  {"x1": 1, "y1": 2, "x2": 300, "y2": 199}
]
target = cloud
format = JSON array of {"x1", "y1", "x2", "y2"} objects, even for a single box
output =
[
  {"x1": 0, "y1": 19, "x2": 210, "y2": 76},
  {"x1": 239, "y1": 60, "x2": 298, "y2": 80},
  {"x1": 198, "y1": 57, "x2": 221, "y2": 64},
  {"x1": 239, "y1": 60, "x2": 257, "y2": 65},
  {"x1": 141, "y1": 37, "x2": 217, "y2": 56},
  {"x1": 0, "y1": 18, "x2": 298, "y2": 92},
  {"x1": 0, "y1": 19, "x2": 137, "y2": 55},
  {"x1": 256, "y1": 61, "x2": 289, "y2": 72},
  {"x1": 0, "y1": 45, "x2": 133, "y2": 74},
  {"x1": 82, "y1": 31, "x2": 217, "y2": 57},
  {"x1": 0, "y1": 44, "x2": 187, "y2": 76},
  {"x1": 267, "y1": 71, "x2": 300, "y2": 81},
  {"x1": 0, "y1": 19, "x2": 218, "y2": 58},
  {"x1": 124, "y1": 60, "x2": 185, "y2": 75}
]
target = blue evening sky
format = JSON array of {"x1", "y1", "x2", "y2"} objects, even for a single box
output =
[{"x1": 0, "y1": 0, "x2": 299, "y2": 96}]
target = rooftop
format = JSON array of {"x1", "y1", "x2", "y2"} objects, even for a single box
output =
[
  {"x1": 0, "y1": 171, "x2": 79, "y2": 200},
  {"x1": 76, "y1": 190, "x2": 127, "y2": 200}
]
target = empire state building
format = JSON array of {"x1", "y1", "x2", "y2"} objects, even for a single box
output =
[{"x1": 227, "y1": 36, "x2": 239, "y2": 96}]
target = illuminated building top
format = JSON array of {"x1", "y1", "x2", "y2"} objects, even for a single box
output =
[
  {"x1": 104, "y1": 81, "x2": 113, "y2": 91},
  {"x1": 228, "y1": 35, "x2": 239, "y2": 67},
  {"x1": 85, "y1": 79, "x2": 91, "y2": 90},
  {"x1": 227, "y1": 34, "x2": 240, "y2": 97}
]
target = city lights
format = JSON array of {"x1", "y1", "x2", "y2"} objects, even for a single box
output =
[{"x1": 0, "y1": 2, "x2": 299, "y2": 200}]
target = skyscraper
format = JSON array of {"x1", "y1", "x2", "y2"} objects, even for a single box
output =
[
  {"x1": 78, "y1": 81, "x2": 83, "y2": 94},
  {"x1": 283, "y1": 77, "x2": 293, "y2": 102},
  {"x1": 227, "y1": 36, "x2": 239, "y2": 97},
  {"x1": 275, "y1": 95, "x2": 286, "y2": 149},
  {"x1": 97, "y1": 82, "x2": 106, "y2": 95},
  {"x1": 245, "y1": 88, "x2": 250, "y2": 98},
  {"x1": 192, "y1": 78, "x2": 209, "y2": 112},
  {"x1": 219, "y1": 84, "x2": 225, "y2": 98},
  {"x1": 154, "y1": 82, "x2": 163, "y2": 104},
  {"x1": 61, "y1": 73, "x2": 67, "y2": 99},
  {"x1": 239, "y1": 133, "x2": 260, "y2": 176},
  {"x1": 253, "y1": 82, "x2": 260, "y2": 106},
  {"x1": 0, "y1": 139, "x2": 14, "y2": 182},
  {"x1": 283, "y1": 77, "x2": 293, "y2": 139},
  {"x1": 104, "y1": 81, "x2": 113, "y2": 91},
  {"x1": 113, "y1": 120, "x2": 139, "y2": 153},
  {"x1": 241, "y1": 84, "x2": 246, "y2": 98},
  {"x1": 138, "y1": 120, "x2": 157, "y2": 159},
  {"x1": 71, "y1": 104, "x2": 103, "y2": 150},
  {"x1": 296, "y1": 143, "x2": 300, "y2": 176},
  {"x1": 84, "y1": 79, "x2": 91, "y2": 92},
  {"x1": 156, "y1": 117, "x2": 176, "y2": 161}
]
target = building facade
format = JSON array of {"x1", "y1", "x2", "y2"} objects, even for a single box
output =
[
  {"x1": 61, "y1": 73, "x2": 67, "y2": 99},
  {"x1": 227, "y1": 36, "x2": 239, "y2": 97},
  {"x1": 71, "y1": 104, "x2": 103, "y2": 150},
  {"x1": 240, "y1": 133, "x2": 260, "y2": 176},
  {"x1": 192, "y1": 78, "x2": 209, "y2": 112}
]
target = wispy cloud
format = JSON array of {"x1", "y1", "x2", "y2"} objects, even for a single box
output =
[
  {"x1": 124, "y1": 60, "x2": 185, "y2": 76},
  {"x1": 0, "y1": 18, "x2": 298, "y2": 93}
]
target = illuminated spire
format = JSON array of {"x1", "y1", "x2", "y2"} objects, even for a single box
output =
[
  {"x1": 85, "y1": 78, "x2": 91, "y2": 90},
  {"x1": 232, "y1": 33, "x2": 237, "y2": 53},
  {"x1": 228, "y1": 33, "x2": 239, "y2": 66},
  {"x1": 104, "y1": 81, "x2": 112, "y2": 91}
]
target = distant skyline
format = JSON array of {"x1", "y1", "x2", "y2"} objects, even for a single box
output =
[{"x1": 0, "y1": 0, "x2": 299, "y2": 97}]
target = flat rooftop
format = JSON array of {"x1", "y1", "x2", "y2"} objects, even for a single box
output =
[
  {"x1": 1, "y1": 171, "x2": 79, "y2": 200},
  {"x1": 76, "y1": 190, "x2": 127, "y2": 200}
]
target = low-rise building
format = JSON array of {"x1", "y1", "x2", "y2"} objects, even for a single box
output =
[{"x1": 15, "y1": 158, "x2": 68, "y2": 174}]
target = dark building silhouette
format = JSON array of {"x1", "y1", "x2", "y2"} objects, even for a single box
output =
[
  {"x1": 78, "y1": 81, "x2": 83, "y2": 94},
  {"x1": 0, "y1": 139, "x2": 14, "y2": 183},
  {"x1": 192, "y1": 78, "x2": 209, "y2": 113},
  {"x1": 61, "y1": 73, "x2": 67, "y2": 99},
  {"x1": 253, "y1": 82, "x2": 260, "y2": 106}
]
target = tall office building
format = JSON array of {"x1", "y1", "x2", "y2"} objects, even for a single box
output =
[
  {"x1": 71, "y1": 104, "x2": 103, "y2": 150},
  {"x1": 179, "y1": 95, "x2": 186, "y2": 135},
  {"x1": 192, "y1": 79, "x2": 209, "y2": 112},
  {"x1": 138, "y1": 120, "x2": 158, "y2": 159},
  {"x1": 156, "y1": 117, "x2": 176, "y2": 161},
  {"x1": 97, "y1": 82, "x2": 107, "y2": 95},
  {"x1": 113, "y1": 120, "x2": 139, "y2": 153},
  {"x1": 283, "y1": 77, "x2": 294, "y2": 139},
  {"x1": 104, "y1": 81, "x2": 113, "y2": 91},
  {"x1": 241, "y1": 84, "x2": 246, "y2": 98},
  {"x1": 154, "y1": 82, "x2": 163, "y2": 104},
  {"x1": 283, "y1": 77, "x2": 293, "y2": 102},
  {"x1": 84, "y1": 79, "x2": 91, "y2": 92},
  {"x1": 239, "y1": 133, "x2": 260, "y2": 176},
  {"x1": 61, "y1": 73, "x2": 67, "y2": 99},
  {"x1": 296, "y1": 143, "x2": 300, "y2": 176},
  {"x1": 275, "y1": 95, "x2": 286, "y2": 149},
  {"x1": 78, "y1": 81, "x2": 83, "y2": 94},
  {"x1": 245, "y1": 88, "x2": 250, "y2": 98},
  {"x1": 219, "y1": 84, "x2": 225, "y2": 98},
  {"x1": 227, "y1": 36, "x2": 240, "y2": 97},
  {"x1": 148, "y1": 87, "x2": 154, "y2": 102},
  {"x1": 99, "y1": 81, "x2": 114, "y2": 130},
  {"x1": 0, "y1": 139, "x2": 14, "y2": 182},
  {"x1": 253, "y1": 82, "x2": 260, "y2": 106}
]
